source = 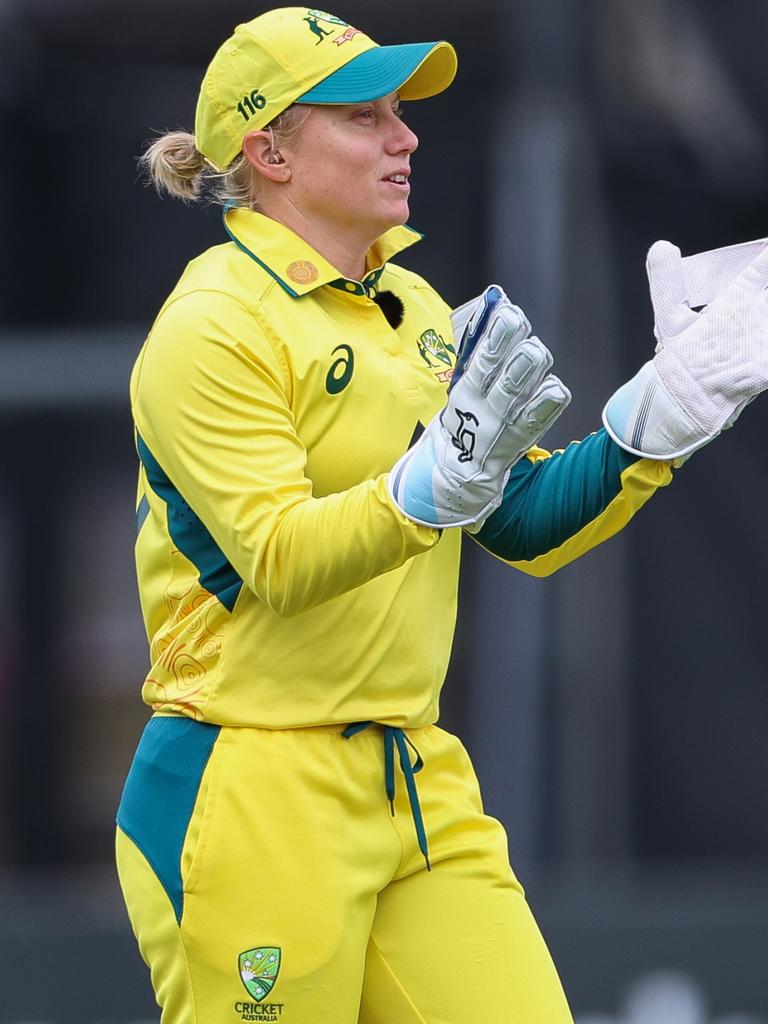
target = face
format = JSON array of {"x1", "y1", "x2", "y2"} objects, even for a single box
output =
[{"x1": 281, "y1": 94, "x2": 419, "y2": 246}]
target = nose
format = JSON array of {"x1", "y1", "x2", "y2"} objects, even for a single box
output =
[{"x1": 387, "y1": 113, "x2": 419, "y2": 156}]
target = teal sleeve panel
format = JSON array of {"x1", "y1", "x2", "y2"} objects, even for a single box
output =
[
  {"x1": 116, "y1": 717, "x2": 220, "y2": 923},
  {"x1": 137, "y1": 433, "x2": 243, "y2": 612},
  {"x1": 474, "y1": 429, "x2": 638, "y2": 562},
  {"x1": 136, "y1": 495, "x2": 150, "y2": 533}
]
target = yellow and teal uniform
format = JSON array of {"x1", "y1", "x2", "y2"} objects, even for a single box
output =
[{"x1": 117, "y1": 206, "x2": 672, "y2": 1024}]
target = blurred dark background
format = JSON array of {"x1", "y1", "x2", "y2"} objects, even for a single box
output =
[{"x1": 2, "y1": 0, "x2": 768, "y2": 1021}]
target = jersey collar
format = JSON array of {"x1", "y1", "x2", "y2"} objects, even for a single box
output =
[{"x1": 222, "y1": 204, "x2": 423, "y2": 298}]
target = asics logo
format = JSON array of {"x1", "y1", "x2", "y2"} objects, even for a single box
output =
[{"x1": 325, "y1": 344, "x2": 355, "y2": 394}]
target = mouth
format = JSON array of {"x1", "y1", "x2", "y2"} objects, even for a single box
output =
[{"x1": 382, "y1": 172, "x2": 411, "y2": 192}]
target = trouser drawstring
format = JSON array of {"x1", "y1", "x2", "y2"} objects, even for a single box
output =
[{"x1": 341, "y1": 722, "x2": 431, "y2": 871}]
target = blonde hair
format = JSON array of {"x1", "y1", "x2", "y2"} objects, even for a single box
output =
[{"x1": 139, "y1": 105, "x2": 311, "y2": 209}]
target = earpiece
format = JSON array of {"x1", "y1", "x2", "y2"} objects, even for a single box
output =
[{"x1": 267, "y1": 126, "x2": 283, "y2": 165}]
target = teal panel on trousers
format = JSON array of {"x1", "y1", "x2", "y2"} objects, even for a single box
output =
[{"x1": 117, "y1": 716, "x2": 220, "y2": 923}]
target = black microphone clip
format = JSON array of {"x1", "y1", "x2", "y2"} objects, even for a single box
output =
[{"x1": 372, "y1": 290, "x2": 405, "y2": 330}]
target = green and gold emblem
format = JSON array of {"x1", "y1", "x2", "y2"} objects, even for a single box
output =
[
  {"x1": 239, "y1": 947, "x2": 281, "y2": 1001},
  {"x1": 417, "y1": 328, "x2": 456, "y2": 369}
]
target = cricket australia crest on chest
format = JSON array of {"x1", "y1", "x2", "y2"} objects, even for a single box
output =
[{"x1": 416, "y1": 327, "x2": 456, "y2": 383}]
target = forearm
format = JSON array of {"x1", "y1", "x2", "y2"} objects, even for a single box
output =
[
  {"x1": 471, "y1": 429, "x2": 672, "y2": 575},
  {"x1": 246, "y1": 475, "x2": 439, "y2": 615},
  {"x1": 137, "y1": 425, "x2": 438, "y2": 617}
]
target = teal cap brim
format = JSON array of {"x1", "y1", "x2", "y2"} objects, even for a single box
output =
[{"x1": 297, "y1": 41, "x2": 457, "y2": 104}]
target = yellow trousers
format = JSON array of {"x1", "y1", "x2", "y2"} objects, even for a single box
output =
[{"x1": 116, "y1": 716, "x2": 573, "y2": 1023}]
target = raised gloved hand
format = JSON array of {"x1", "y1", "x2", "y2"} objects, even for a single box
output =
[
  {"x1": 389, "y1": 285, "x2": 571, "y2": 529},
  {"x1": 603, "y1": 240, "x2": 768, "y2": 460},
  {"x1": 650, "y1": 235, "x2": 768, "y2": 335}
]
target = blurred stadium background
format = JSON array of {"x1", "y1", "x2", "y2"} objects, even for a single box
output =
[{"x1": 2, "y1": 0, "x2": 768, "y2": 1021}]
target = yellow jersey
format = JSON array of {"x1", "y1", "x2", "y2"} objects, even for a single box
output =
[{"x1": 130, "y1": 207, "x2": 671, "y2": 728}]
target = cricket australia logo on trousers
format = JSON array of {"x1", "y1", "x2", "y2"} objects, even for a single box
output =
[
  {"x1": 452, "y1": 409, "x2": 479, "y2": 462},
  {"x1": 235, "y1": 947, "x2": 284, "y2": 1021}
]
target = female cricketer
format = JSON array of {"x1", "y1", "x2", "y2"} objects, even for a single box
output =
[{"x1": 115, "y1": 8, "x2": 768, "y2": 1023}]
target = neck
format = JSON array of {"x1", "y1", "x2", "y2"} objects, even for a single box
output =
[{"x1": 262, "y1": 198, "x2": 377, "y2": 281}]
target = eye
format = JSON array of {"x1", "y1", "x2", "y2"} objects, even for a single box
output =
[
  {"x1": 354, "y1": 107, "x2": 375, "y2": 121},
  {"x1": 392, "y1": 104, "x2": 404, "y2": 119}
]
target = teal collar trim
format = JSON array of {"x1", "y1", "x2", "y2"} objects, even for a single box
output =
[
  {"x1": 222, "y1": 204, "x2": 424, "y2": 301},
  {"x1": 342, "y1": 721, "x2": 431, "y2": 871},
  {"x1": 328, "y1": 266, "x2": 387, "y2": 297},
  {"x1": 222, "y1": 202, "x2": 299, "y2": 298}
]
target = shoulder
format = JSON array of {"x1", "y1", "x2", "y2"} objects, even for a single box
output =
[
  {"x1": 133, "y1": 245, "x2": 293, "y2": 404},
  {"x1": 158, "y1": 241, "x2": 279, "y2": 319},
  {"x1": 145, "y1": 236, "x2": 309, "y2": 363}
]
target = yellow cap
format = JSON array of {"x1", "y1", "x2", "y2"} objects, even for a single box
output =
[{"x1": 195, "y1": 8, "x2": 457, "y2": 171}]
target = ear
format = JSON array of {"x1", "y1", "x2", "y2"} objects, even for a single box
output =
[{"x1": 242, "y1": 131, "x2": 291, "y2": 182}]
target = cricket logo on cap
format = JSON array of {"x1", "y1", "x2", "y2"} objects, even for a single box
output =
[
  {"x1": 238, "y1": 947, "x2": 281, "y2": 1001},
  {"x1": 303, "y1": 10, "x2": 361, "y2": 46}
]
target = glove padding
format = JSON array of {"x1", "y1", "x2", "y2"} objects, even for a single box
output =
[
  {"x1": 389, "y1": 285, "x2": 571, "y2": 529},
  {"x1": 653, "y1": 235, "x2": 768, "y2": 329},
  {"x1": 603, "y1": 240, "x2": 768, "y2": 460}
]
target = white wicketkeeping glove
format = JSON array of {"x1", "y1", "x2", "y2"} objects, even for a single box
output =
[
  {"x1": 655, "y1": 235, "x2": 768, "y2": 328},
  {"x1": 389, "y1": 285, "x2": 571, "y2": 529},
  {"x1": 602, "y1": 240, "x2": 768, "y2": 460}
]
